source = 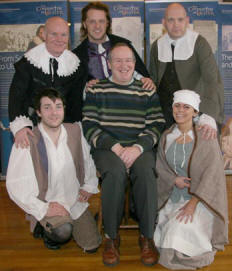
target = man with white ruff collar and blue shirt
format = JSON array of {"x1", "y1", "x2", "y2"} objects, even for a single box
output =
[
  {"x1": 149, "y1": 3, "x2": 224, "y2": 134},
  {"x1": 8, "y1": 16, "x2": 86, "y2": 148}
]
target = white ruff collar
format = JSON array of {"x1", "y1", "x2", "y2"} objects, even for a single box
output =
[
  {"x1": 25, "y1": 43, "x2": 80, "y2": 76},
  {"x1": 158, "y1": 29, "x2": 199, "y2": 62}
]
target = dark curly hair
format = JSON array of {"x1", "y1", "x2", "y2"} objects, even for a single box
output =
[{"x1": 34, "y1": 88, "x2": 65, "y2": 112}]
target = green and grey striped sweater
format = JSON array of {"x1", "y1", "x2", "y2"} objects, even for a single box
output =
[{"x1": 83, "y1": 79, "x2": 165, "y2": 152}]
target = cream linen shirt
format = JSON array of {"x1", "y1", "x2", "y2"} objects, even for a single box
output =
[{"x1": 6, "y1": 122, "x2": 98, "y2": 221}]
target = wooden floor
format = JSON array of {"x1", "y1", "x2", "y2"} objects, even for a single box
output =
[{"x1": 0, "y1": 177, "x2": 232, "y2": 271}]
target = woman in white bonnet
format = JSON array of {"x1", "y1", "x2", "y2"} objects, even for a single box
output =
[{"x1": 154, "y1": 90, "x2": 228, "y2": 269}]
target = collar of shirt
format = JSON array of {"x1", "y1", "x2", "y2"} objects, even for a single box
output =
[
  {"x1": 25, "y1": 42, "x2": 80, "y2": 76},
  {"x1": 157, "y1": 29, "x2": 199, "y2": 62},
  {"x1": 38, "y1": 122, "x2": 67, "y2": 148},
  {"x1": 165, "y1": 125, "x2": 194, "y2": 153},
  {"x1": 98, "y1": 35, "x2": 110, "y2": 53},
  {"x1": 108, "y1": 75, "x2": 134, "y2": 85}
]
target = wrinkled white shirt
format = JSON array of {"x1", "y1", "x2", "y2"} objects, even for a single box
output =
[{"x1": 6, "y1": 122, "x2": 99, "y2": 221}]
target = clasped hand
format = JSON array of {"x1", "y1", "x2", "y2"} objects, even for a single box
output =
[
  {"x1": 111, "y1": 144, "x2": 141, "y2": 169},
  {"x1": 175, "y1": 176, "x2": 191, "y2": 189}
]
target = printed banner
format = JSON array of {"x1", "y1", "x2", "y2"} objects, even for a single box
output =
[
  {"x1": 0, "y1": 0, "x2": 67, "y2": 177},
  {"x1": 218, "y1": 3, "x2": 232, "y2": 173}
]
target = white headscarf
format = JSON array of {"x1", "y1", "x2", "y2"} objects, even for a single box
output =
[{"x1": 173, "y1": 89, "x2": 201, "y2": 112}]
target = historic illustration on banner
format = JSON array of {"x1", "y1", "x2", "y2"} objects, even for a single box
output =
[{"x1": 0, "y1": 24, "x2": 44, "y2": 52}]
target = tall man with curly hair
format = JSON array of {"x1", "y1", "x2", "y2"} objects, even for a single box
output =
[{"x1": 73, "y1": 1, "x2": 154, "y2": 90}]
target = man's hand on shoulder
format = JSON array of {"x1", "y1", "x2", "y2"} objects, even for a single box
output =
[
  {"x1": 196, "y1": 113, "x2": 217, "y2": 140},
  {"x1": 15, "y1": 127, "x2": 34, "y2": 148},
  {"x1": 141, "y1": 77, "x2": 156, "y2": 91},
  {"x1": 197, "y1": 124, "x2": 217, "y2": 140},
  {"x1": 87, "y1": 79, "x2": 99, "y2": 89}
]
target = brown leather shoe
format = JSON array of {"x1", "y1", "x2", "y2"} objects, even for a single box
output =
[
  {"x1": 139, "y1": 236, "x2": 158, "y2": 266},
  {"x1": 102, "y1": 236, "x2": 120, "y2": 267}
]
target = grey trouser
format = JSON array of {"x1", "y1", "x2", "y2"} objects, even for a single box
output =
[
  {"x1": 40, "y1": 209, "x2": 101, "y2": 250},
  {"x1": 93, "y1": 150, "x2": 158, "y2": 239}
]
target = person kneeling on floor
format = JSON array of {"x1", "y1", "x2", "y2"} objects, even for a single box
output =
[{"x1": 6, "y1": 88, "x2": 101, "y2": 252}]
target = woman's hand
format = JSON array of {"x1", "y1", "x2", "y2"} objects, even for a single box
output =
[
  {"x1": 175, "y1": 176, "x2": 191, "y2": 189},
  {"x1": 176, "y1": 197, "x2": 199, "y2": 223}
]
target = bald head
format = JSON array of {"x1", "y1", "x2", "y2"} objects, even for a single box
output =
[
  {"x1": 43, "y1": 16, "x2": 69, "y2": 57},
  {"x1": 164, "y1": 3, "x2": 187, "y2": 19},
  {"x1": 163, "y1": 3, "x2": 189, "y2": 40}
]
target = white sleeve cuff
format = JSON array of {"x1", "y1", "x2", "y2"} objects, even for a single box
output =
[
  {"x1": 10, "y1": 116, "x2": 33, "y2": 136},
  {"x1": 37, "y1": 203, "x2": 49, "y2": 221},
  {"x1": 80, "y1": 184, "x2": 99, "y2": 194},
  {"x1": 133, "y1": 144, "x2": 144, "y2": 153},
  {"x1": 83, "y1": 84, "x2": 87, "y2": 101},
  {"x1": 133, "y1": 71, "x2": 142, "y2": 80},
  {"x1": 198, "y1": 114, "x2": 217, "y2": 130}
]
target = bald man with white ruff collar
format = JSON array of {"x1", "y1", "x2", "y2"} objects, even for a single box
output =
[
  {"x1": 8, "y1": 16, "x2": 86, "y2": 148},
  {"x1": 149, "y1": 3, "x2": 224, "y2": 132}
]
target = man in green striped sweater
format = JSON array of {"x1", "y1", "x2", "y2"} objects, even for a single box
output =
[{"x1": 82, "y1": 43, "x2": 165, "y2": 267}]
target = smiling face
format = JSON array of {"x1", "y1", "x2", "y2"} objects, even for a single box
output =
[
  {"x1": 108, "y1": 45, "x2": 135, "y2": 85},
  {"x1": 43, "y1": 17, "x2": 69, "y2": 57},
  {"x1": 163, "y1": 3, "x2": 189, "y2": 40},
  {"x1": 83, "y1": 9, "x2": 108, "y2": 44},
  {"x1": 172, "y1": 102, "x2": 197, "y2": 127},
  {"x1": 37, "y1": 97, "x2": 64, "y2": 131}
]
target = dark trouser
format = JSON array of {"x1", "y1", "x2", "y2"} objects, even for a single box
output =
[{"x1": 92, "y1": 150, "x2": 157, "y2": 239}]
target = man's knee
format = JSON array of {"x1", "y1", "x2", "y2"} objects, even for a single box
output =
[
  {"x1": 99, "y1": 158, "x2": 128, "y2": 194},
  {"x1": 131, "y1": 152, "x2": 156, "y2": 178},
  {"x1": 73, "y1": 209, "x2": 102, "y2": 250},
  {"x1": 44, "y1": 223, "x2": 73, "y2": 243},
  {"x1": 93, "y1": 150, "x2": 127, "y2": 180}
]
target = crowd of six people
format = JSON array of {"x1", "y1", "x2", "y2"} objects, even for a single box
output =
[{"x1": 6, "y1": 1, "x2": 228, "y2": 270}]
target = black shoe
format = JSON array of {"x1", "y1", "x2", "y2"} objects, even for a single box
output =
[
  {"x1": 33, "y1": 222, "x2": 44, "y2": 239},
  {"x1": 43, "y1": 234, "x2": 60, "y2": 250},
  {"x1": 85, "y1": 247, "x2": 98, "y2": 254}
]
